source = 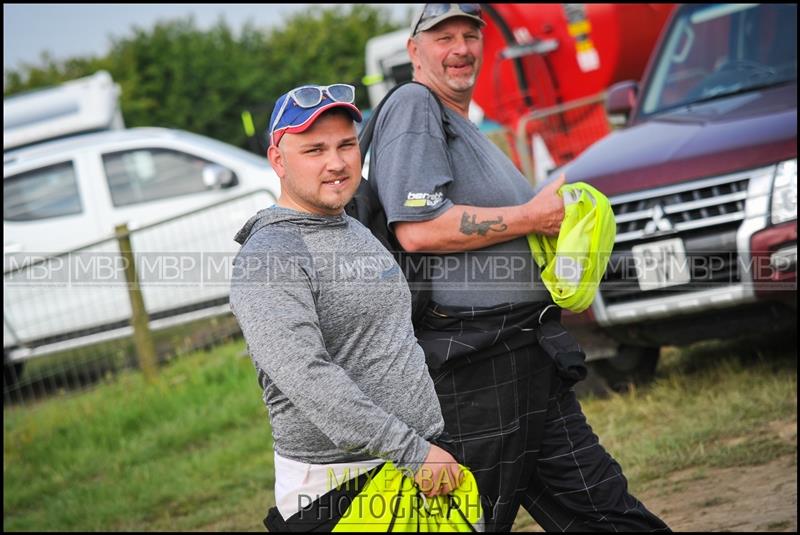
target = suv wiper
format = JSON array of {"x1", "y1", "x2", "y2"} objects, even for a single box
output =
[{"x1": 685, "y1": 78, "x2": 796, "y2": 108}]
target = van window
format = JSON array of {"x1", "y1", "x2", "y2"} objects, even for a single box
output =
[
  {"x1": 4, "y1": 161, "x2": 82, "y2": 221},
  {"x1": 102, "y1": 149, "x2": 233, "y2": 207}
]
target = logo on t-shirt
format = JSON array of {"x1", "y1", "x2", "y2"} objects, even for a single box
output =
[{"x1": 404, "y1": 191, "x2": 444, "y2": 208}]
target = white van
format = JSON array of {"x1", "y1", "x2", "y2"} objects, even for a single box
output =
[
  {"x1": 4, "y1": 127, "x2": 278, "y2": 256},
  {"x1": 3, "y1": 72, "x2": 280, "y2": 367}
]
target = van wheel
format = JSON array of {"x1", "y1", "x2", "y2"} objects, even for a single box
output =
[
  {"x1": 576, "y1": 345, "x2": 659, "y2": 397},
  {"x1": 4, "y1": 361, "x2": 24, "y2": 388}
]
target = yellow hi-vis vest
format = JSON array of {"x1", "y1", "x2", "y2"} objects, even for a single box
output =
[
  {"x1": 527, "y1": 182, "x2": 616, "y2": 313},
  {"x1": 332, "y1": 462, "x2": 483, "y2": 532}
]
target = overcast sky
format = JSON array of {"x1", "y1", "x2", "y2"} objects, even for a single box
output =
[{"x1": 3, "y1": 4, "x2": 418, "y2": 72}]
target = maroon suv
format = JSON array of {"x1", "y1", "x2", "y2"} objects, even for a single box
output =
[{"x1": 559, "y1": 3, "x2": 797, "y2": 388}]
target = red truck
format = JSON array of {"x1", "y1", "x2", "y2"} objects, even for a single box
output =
[
  {"x1": 557, "y1": 3, "x2": 797, "y2": 388},
  {"x1": 473, "y1": 3, "x2": 675, "y2": 174},
  {"x1": 365, "y1": 4, "x2": 675, "y2": 184}
]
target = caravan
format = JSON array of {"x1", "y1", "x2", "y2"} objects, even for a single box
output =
[
  {"x1": 4, "y1": 71, "x2": 280, "y2": 370},
  {"x1": 4, "y1": 70, "x2": 125, "y2": 152}
]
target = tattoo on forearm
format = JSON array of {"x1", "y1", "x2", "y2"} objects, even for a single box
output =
[{"x1": 459, "y1": 212, "x2": 509, "y2": 236}]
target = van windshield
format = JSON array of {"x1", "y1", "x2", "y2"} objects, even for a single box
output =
[{"x1": 640, "y1": 3, "x2": 797, "y2": 116}]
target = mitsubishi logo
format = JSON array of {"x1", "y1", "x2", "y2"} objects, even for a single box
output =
[{"x1": 644, "y1": 203, "x2": 673, "y2": 236}]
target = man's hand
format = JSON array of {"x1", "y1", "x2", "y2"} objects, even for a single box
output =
[
  {"x1": 524, "y1": 173, "x2": 566, "y2": 236},
  {"x1": 414, "y1": 444, "x2": 463, "y2": 497}
]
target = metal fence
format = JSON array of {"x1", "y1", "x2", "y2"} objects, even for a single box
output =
[
  {"x1": 3, "y1": 189, "x2": 275, "y2": 406},
  {"x1": 3, "y1": 95, "x2": 618, "y2": 407},
  {"x1": 515, "y1": 91, "x2": 611, "y2": 186}
]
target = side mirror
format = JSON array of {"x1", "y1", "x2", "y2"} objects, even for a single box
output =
[
  {"x1": 202, "y1": 163, "x2": 236, "y2": 189},
  {"x1": 606, "y1": 81, "x2": 638, "y2": 127}
]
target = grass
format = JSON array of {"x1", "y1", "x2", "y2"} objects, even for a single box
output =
[
  {"x1": 4, "y1": 340, "x2": 274, "y2": 531},
  {"x1": 511, "y1": 335, "x2": 797, "y2": 530},
  {"x1": 4, "y1": 335, "x2": 797, "y2": 531},
  {"x1": 11, "y1": 313, "x2": 242, "y2": 391},
  {"x1": 578, "y1": 337, "x2": 797, "y2": 489}
]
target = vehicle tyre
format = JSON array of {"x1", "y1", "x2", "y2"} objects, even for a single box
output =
[
  {"x1": 580, "y1": 345, "x2": 660, "y2": 396},
  {"x1": 3, "y1": 360, "x2": 24, "y2": 389}
]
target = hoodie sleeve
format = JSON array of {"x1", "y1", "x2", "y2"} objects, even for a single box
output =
[{"x1": 230, "y1": 246, "x2": 431, "y2": 472}]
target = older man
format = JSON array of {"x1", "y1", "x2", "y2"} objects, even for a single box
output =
[
  {"x1": 367, "y1": 4, "x2": 670, "y2": 532},
  {"x1": 230, "y1": 84, "x2": 469, "y2": 531}
]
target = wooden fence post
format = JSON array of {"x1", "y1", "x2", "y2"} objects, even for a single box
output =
[{"x1": 116, "y1": 223, "x2": 157, "y2": 382}]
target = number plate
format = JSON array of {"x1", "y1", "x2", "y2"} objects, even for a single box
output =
[{"x1": 631, "y1": 238, "x2": 691, "y2": 291}]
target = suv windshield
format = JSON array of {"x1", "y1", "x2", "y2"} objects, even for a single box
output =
[{"x1": 640, "y1": 3, "x2": 797, "y2": 116}]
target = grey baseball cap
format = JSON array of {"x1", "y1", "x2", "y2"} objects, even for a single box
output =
[{"x1": 410, "y1": 4, "x2": 485, "y2": 36}]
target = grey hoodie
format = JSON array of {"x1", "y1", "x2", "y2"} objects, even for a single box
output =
[{"x1": 230, "y1": 205, "x2": 444, "y2": 472}]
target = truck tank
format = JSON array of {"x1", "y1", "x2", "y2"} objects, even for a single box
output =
[{"x1": 474, "y1": 3, "x2": 675, "y2": 176}]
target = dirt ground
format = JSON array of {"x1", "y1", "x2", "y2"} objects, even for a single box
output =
[
  {"x1": 640, "y1": 452, "x2": 797, "y2": 532},
  {"x1": 516, "y1": 420, "x2": 797, "y2": 532}
]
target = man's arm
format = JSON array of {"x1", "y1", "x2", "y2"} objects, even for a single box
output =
[
  {"x1": 230, "y1": 251, "x2": 434, "y2": 473},
  {"x1": 394, "y1": 174, "x2": 566, "y2": 253},
  {"x1": 416, "y1": 444, "x2": 463, "y2": 497}
]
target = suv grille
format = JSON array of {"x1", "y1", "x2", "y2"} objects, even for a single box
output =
[
  {"x1": 613, "y1": 176, "x2": 749, "y2": 243},
  {"x1": 601, "y1": 173, "x2": 751, "y2": 306}
]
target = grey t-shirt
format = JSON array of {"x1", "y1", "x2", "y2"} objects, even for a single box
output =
[
  {"x1": 368, "y1": 83, "x2": 550, "y2": 307},
  {"x1": 229, "y1": 206, "x2": 444, "y2": 472}
]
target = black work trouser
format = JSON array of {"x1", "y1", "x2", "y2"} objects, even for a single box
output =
[{"x1": 420, "y1": 303, "x2": 670, "y2": 532}]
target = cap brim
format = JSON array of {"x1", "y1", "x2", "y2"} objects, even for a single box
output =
[
  {"x1": 272, "y1": 102, "x2": 362, "y2": 146},
  {"x1": 414, "y1": 13, "x2": 485, "y2": 35}
]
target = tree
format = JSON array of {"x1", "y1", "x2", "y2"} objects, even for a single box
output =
[
  {"x1": 263, "y1": 4, "x2": 399, "y2": 108},
  {"x1": 3, "y1": 5, "x2": 401, "y2": 149},
  {"x1": 106, "y1": 17, "x2": 268, "y2": 148}
]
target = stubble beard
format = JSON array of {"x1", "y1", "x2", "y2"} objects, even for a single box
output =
[
  {"x1": 447, "y1": 71, "x2": 478, "y2": 92},
  {"x1": 443, "y1": 56, "x2": 479, "y2": 92},
  {"x1": 319, "y1": 197, "x2": 347, "y2": 212},
  {"x1": 309, "y1": 189, "x2": 348, "y2": 214},
  {"x1": 282, "y1": 180, "x2": 347, "y2": 215}
]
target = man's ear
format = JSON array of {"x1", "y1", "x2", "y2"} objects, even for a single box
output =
[
  {"x1": 267, "y1": 144, "x2": 286, "y2": 179},
  {"x1": 407, "y1": 37, "x2": 420, "y2": 71}
]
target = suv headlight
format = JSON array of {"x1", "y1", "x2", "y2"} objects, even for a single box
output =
[{"x1": 771, "y1": 159, "x2": 797, "y2": 224}]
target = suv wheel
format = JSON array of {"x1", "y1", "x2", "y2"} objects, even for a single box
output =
[{"x1": 577, "y1": 345, "x2": 660, "y2": 397}]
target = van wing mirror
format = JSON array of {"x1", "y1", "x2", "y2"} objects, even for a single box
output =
[
  {"x1": 202, "y1": 163, "x2": 236, "y2": 189},
  {"x1": 606, "y1": 81, "x2": 638, "y2": 127}
]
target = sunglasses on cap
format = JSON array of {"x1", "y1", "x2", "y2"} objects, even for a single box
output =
[
  {"x1": 412, "y1": 4, "x2": 483, "y2": 36},
  {"x1": 269, "y1": 83, "x2": 356, "y2": 143}
]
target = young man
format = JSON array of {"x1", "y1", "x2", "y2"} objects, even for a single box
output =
[
  {"x1": 229, "y1": 84, "x2": 469, "y2": 531},
  {"x1": 367, "y1": 4, "x2": 671, "y2": 532}
]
